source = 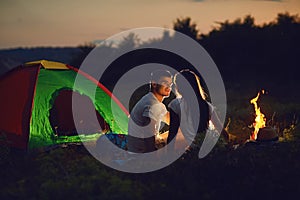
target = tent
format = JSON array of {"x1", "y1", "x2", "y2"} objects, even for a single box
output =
[{"x1": 0, "y1": 60, "x2": 129, "y2": 149}]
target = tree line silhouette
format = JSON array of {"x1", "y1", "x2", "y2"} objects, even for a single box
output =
[
  {"x1": 71, "y1": 12, "x2": 300, "y2": 101},
  {"x1": 198, "y1": 13, "x2": 300, "y2": 100}
]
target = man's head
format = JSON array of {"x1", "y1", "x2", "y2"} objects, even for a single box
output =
[{"x1": 150, "y1": 70, "x2": 173, "y2": 99}]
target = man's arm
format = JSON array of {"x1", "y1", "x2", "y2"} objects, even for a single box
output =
[
  {"x1": 163, "y1": 111, "x2": 170, "y2": 125},
  {"x1": 143, "y1": 118, "x2": 158, "y2": 152}
]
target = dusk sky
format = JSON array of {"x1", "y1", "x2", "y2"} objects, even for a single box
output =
[{"x1": 0, "y1": 0, "x2": 299, "y2": 49}]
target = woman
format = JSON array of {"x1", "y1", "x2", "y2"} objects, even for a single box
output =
[{"x1": 167, "y1": 69, "x2": 229, "y2": 152}]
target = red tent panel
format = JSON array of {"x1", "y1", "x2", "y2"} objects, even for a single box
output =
[{"x1": 0, "y1": 66, "x2": 39, "y2": 148}]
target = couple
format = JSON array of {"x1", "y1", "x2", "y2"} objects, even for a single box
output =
[{"x1": 127, "y1": 69, "x2": 229, "y2": 154}]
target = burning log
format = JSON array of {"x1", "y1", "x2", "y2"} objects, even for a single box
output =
[
  {"x1": 246, "y1": 90, "x2": 279, "y2": 145},
  {"x1": 256, "y1": 126, "x2": 278, "y2": 142}
]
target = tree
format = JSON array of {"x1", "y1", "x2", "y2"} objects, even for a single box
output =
[
  {"x1": 173, "y1": 17, "x2": 199, "y2": 41},
  {"x1": 276, "y1": 12, "x2": 299, "y2": 25},
  {"x1": 117, "y1": 32, "x2": 141, "y2": 51},
  {"x1": 70, "y1": 42, "x2": 96, "y2": 67}
]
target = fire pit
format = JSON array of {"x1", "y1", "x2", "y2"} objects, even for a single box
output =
[
  {"x1": 246, "y1": 90, "x2": 279, "y2": 145},
  {"x1": 245, "y1": 126, "x2": 279, "y2": 146},
  {"x1": 256, "y1": 126, "x2": 278, "y2": 142}
]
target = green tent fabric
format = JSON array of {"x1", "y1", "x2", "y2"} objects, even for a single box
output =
[
  {"x1": 0, "y1": 60, "x2": 129, "y2": 149},
  {"x1": 29, "y1": 69, "x2": 129, "y2": 148}
]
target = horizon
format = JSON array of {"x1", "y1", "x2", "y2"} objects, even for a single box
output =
[{"x1": 1, "y1": 0, "x2": 300, "y2": 49}]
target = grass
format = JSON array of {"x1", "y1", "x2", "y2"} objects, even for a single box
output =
[
  {"x1": 1, "y1": 93, "x2": 300, "y2": 200},
  {"x1": 1, "y1": 125, "x2": 300, "y2": 199}
]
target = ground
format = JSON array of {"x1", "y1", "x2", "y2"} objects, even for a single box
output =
[
  {"x1": 1, "y1": 124, "x2": 299, "y2": 199},
  {"x1": 1, "y1": 90, "x2": 300, "y2": 199}
]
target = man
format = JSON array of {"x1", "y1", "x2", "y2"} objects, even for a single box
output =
[{"x1": 127, "y1": 70, "x2": 173, "y2": 153}]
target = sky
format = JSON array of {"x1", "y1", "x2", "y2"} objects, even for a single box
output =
[{"x1": 0, "y1": 0, "x2": 299, "y2": 49}]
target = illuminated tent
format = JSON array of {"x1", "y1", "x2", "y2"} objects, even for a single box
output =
[{"x1": 0, "y1": 60, "x2": 129, "y2": 149}]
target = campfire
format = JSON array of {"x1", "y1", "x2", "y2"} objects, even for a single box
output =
[
  {"x1": 249, "y1": 90, "x2": 278, "y2": 142},
  {"x1": 250, "y1": 90, "x2": 266, "y2": 140}
]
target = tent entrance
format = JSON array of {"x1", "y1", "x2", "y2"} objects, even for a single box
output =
[{"x1": 49, "y1": 90, "x2": 110, "y2": 136}]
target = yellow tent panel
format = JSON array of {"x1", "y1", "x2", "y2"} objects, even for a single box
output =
[{"x1": 25, "y1": 60, "x2": 69, "y2": 70}]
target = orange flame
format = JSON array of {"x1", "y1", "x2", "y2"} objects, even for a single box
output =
[{"x1": 250, "y1": 90, "x2": 266, "y2": 140}]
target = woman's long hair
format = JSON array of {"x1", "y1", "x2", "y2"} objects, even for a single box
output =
[{"x1": 174, "y1": 69, "x2": 210, "y2": 133}]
